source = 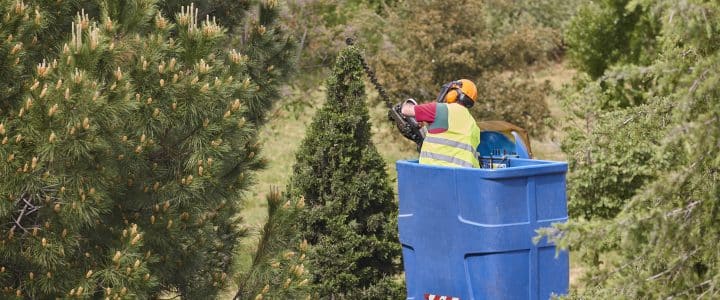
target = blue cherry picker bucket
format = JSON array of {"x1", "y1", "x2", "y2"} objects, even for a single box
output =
[{"x1": 396, "y1": 158, "x2": 569, "y2": 300}]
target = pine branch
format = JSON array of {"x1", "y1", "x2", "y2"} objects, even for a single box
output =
[
  {"x1": 9, "y1": 186, "x2": 54, "y2": 235},
  {"x1": 646, "y1": 249, "x2": 699, "y2": 281}
]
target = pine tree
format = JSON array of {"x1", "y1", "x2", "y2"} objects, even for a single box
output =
[
  {"x1": 0, "y1": 0, "x2": 293, "y2": 298},
  {"x1": 160, "y1": 0, "x2": 295, "y2": 126},
  {"x1": 159, "y1": 0, "x2": 251, "y2": 29},
  {"x1": 285, "y1": 45, "x2": 403, "y2": 298},
  {"x1": 541, "y1": 0, "x2": 720, "y2": 298},
  {"x1": 233, "y1": 188, "x2": 313, "y2": 300}
]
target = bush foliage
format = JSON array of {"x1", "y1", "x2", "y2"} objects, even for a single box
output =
[
  {"x1": 367, "y1": 0, "x2": 573, "y2": 135},
  {"x1": 547, "y1": 0, "x2": 720, "y2": 298},
  {"x1": 565, "y1": 0, "x2": 659, "y2": 79}
]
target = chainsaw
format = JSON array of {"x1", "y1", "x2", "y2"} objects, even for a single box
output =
[{"x1": 346, "y1": 38, "x2": 426, "y2": 151}]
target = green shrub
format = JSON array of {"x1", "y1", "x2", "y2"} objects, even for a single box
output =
[{"x1": 565, "y1": 0, "x2": 659, "y2": 79}]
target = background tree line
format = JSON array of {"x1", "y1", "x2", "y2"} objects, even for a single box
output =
[{"x1": 282, "y1": 0, "x2": 579, "y2": 137}]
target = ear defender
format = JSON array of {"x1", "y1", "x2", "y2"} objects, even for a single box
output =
[
  {"x1": 436, "y1": 82, "x2": 452, "y2": 103},
  {"x1": 445, "y1": 80, "x2": 466, "y2": 104},
  {"x1": 437, "y1": 80, "x2": 476, "y2": 107}
]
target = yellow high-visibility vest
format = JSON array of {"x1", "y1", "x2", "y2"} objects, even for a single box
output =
[{"x1": 419, "y1": 103, "x2": 480, "y2": 168}]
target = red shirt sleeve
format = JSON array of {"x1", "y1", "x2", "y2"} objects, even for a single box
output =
[{"x1": 413, "y1": 103, "x2": 436, "y2": 123}]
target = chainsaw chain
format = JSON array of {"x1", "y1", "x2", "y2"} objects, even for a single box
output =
[{"x1": 346, "y1": 38, "x2": 392, "y2": 109}]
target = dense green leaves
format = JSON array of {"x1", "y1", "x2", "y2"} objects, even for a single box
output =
[
  {"x1": 565, "y1": 0, "x2": 659, "y2": 79},
  {"x1": 564, "y1": 99, "x2": 671, "y2": 220},
  {"x1": 367, "y1": 0, "x2": 570, "y2": 135}
]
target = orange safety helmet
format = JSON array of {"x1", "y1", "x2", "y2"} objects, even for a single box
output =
[{"x1": 437, "y1": 79, "x2": 478, "y2": 108}]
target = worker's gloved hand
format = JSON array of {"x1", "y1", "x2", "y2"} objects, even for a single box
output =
[
  {"x1": 387, "y1": 98, "x2": 425, "y2": 151},
  {"x1": 402, "y1": 98, "x2": 417, "y2": 114},
  {"x1": 391, "y1": 98, "x2": 417, "y2": 120}
]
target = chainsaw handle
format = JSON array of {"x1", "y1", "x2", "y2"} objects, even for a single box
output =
[
  {"x1": 389, "y1": 99, "x2": 425, "y2": 151},
  {"x1": 400, "y1": 98, "x2": 418, "y2": 116},
  {"x1": 401, "y1": 99, "x2": 424, "y2": 136},
  {"x1": 400, "y1": 99, "x2": 426, "y2": 139}
]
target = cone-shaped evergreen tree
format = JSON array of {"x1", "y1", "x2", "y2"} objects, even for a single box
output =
[
  {"x1": 285, "y1": 45, "x2": 403, "y2": 298},
  {"x1": 0, "y1": 0, "x2": 293, "y2": 298}
]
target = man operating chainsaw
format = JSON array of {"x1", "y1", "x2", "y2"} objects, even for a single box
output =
[{"x1": 400, "y1": 79, "x2": 480, "y2": 168}]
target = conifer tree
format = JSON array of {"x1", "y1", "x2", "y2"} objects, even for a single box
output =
[
  {"x1": 285, "y1": 45, "x2": 403, "y2": 298},
  {"x1": 542, "y1": 0, "x2": 720, "y2": 298},
  {"x1": 160, "y1": 0, "x2": 295, "y2": 126},
  {"x1": 233, "y1": 188, "x2": 312, "y2": 300},
  {"x1": 160, "y1": 0, "x2": 251, "y2": 29},
  {"x1": 0, "y1": 0, "x2": 293, "y2": 298}
]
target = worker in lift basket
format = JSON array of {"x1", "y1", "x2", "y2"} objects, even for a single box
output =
[{"x1": 401, "y1": 79, "x2": 480, "y2": 168}]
